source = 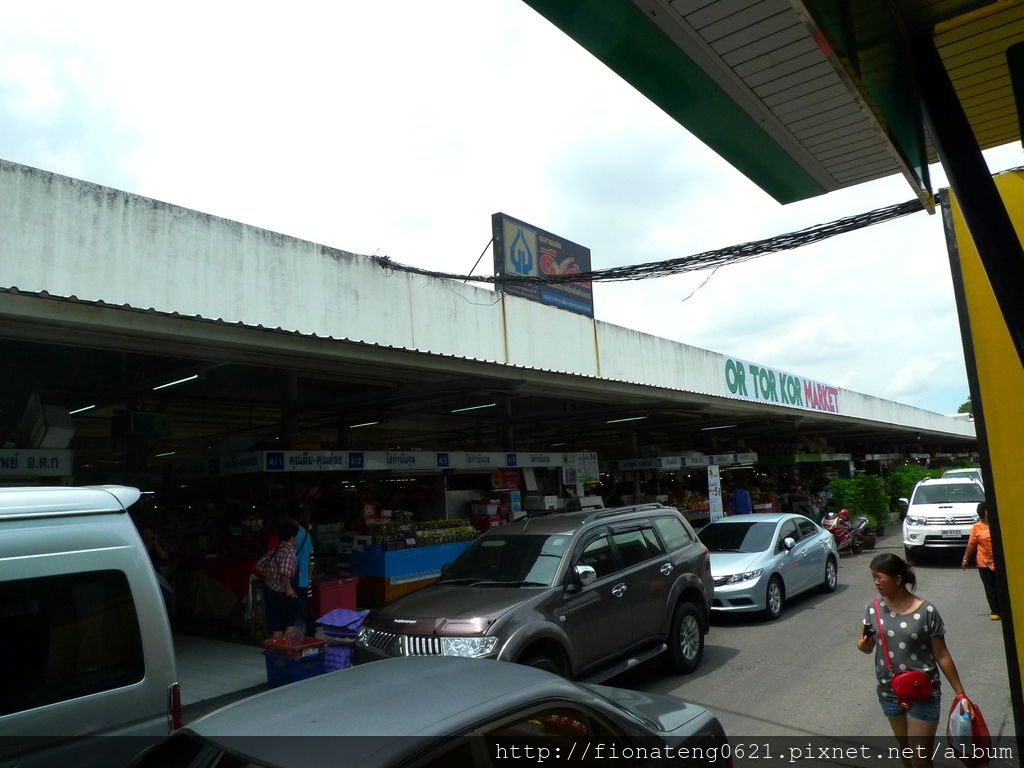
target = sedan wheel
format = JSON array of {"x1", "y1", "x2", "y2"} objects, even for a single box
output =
[
  {"x1": 763, "y1": 576, "x2": 784, "y2": 620},
  {"x1": 819, "y1": 556, "x2": 838, "y2": 593}
]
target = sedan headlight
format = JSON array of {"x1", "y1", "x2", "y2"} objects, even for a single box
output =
[
  {"x1": 441, "y1": 636, "x2": 498, "y2": 658},
  {"x1": 720, "y1": 569, "x2": 762, "y2": 585},
  {"x1": 356, "y1": 626, "x2": 371, "y2": 646}
]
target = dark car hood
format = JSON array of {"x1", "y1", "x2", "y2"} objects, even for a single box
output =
[{"x1": 368, "y1": 584, "x2": 542, "y2": 635}]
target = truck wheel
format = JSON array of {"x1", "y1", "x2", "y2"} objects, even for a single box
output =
[
  {"x1": 663, "y1": 601, "x2": 704, "y2": 674},
  {"x1": 520, "y1": 653, "x2": 564, "y2": 677}
]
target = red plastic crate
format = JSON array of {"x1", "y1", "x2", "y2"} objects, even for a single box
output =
[
  {"x1": 312, "y1": 576, "x2": 359, "y2": 618},
  {"x1": 262, "y1": 636, "x2": 326, "y2": 658}
]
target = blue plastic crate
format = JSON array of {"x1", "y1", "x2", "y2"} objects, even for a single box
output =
[
  {"x1": 264, "y1": 650, "x2": 326, "y2": 687},
  {"x1": 325, "y1": 645, "x2": 351, "y2": 671}
]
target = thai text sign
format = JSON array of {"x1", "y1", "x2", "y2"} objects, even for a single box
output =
[
  {"x1": 0, "y1": 449, "x2": 72, "y2": 477},
  {"x1": 492, "y1": 212, "x2": 594, "y2": 317},
  {"x1": 723, "y1": 356, "x2": 840, "y2": 414},
  {"x1": 209, "y1": 450, "x2": 593, "y2": 475}
]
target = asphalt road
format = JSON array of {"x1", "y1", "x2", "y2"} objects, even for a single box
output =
[
  {"x1": 183, "y1": 530, "x2": 1018, "y2": 759},
  {"x1": 613, "y1": 530, "x2": 1016, "y2": 744}
]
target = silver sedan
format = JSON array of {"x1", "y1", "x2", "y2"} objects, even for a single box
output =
[{"x1": 697, "y1": 513, "x2": 839, "y2": 620}]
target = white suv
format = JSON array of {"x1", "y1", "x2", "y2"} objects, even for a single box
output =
[
  {"x1": 902, "y1": 477, "x2": 985, "y2": 560},
  {"x1": 941, "y1": 467, "x2": 983, "y2": 485}
]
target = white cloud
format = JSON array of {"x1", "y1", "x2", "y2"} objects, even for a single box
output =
[{"x1": 0, "y1": 0, "x2": 1020, "y2": 417}]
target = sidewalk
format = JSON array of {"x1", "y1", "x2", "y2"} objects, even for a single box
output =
[{"x1": 174, "y1": 633, "x2": 270, "y2": 721}]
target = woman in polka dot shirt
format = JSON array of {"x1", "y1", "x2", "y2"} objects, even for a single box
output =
[{"x1": 856, "y1": 553, "x2": 969, "y2": 767}]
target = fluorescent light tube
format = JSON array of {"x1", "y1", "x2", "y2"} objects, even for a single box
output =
[
  {"x1": 450, "y1": 403, "x2": 496, "y2": 413},
  {"x1": 152, "y1": 374, "x2": 199, "y2": 391}
]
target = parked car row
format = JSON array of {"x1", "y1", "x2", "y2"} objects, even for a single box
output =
[{"x1": 3, "y1": 490, "x2": 862, "y2": 768}]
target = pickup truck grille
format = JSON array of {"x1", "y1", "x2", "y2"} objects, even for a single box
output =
[
  {"x1": 920, "y1": 516, "x2": 975, "y2": 525},
  {"x1": 359, "y1": 628, "x2": 442, "y2": 656},
  {"x1": 402, "y1": 635, "x2": 443, "y2": 655}
]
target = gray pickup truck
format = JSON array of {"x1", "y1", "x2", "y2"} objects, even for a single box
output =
[{"x1": 354, "y1": 503, "x2": 713, "y2": 682}]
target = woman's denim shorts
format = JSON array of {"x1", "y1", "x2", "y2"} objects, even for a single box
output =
[{"x1": 879, "y1": 696, "x2": 941, "y2": 723}]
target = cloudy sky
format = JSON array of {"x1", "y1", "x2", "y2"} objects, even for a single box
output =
[{"x1": 3, "y1": 1, "x2": 1021, "y2": 415}]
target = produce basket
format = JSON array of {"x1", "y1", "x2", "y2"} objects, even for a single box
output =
[{"x1": 262, "y1": 636, "x2": 327, "y2": 659}]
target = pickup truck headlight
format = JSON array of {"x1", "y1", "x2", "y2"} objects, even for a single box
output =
[{"x1": 442, "y1": 636, "x2": 498, "y2": 658}]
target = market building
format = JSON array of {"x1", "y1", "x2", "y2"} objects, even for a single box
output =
[{"x1": 0, "y1": 158, "x2": 977, "y2": 631}]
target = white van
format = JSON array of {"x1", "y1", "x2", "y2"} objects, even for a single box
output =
[
  {"x1": 0, "y1": 486, "x2": 179, "y2": 767},
  {"x1": 902, "y1": 477, "x2": 984, "y2": 560}
]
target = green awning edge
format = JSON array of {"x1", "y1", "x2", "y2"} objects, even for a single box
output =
[{"x1": 522, "y1": 0, "x2": 828, "y2": 204}]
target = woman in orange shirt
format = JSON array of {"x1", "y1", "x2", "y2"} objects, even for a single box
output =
[{"x1": 962, "y1": 502, "x2": 1000, "y2": 620}]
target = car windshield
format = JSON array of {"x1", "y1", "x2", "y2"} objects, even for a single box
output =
[
  {"x1": 438, "y1": 534, "x2": 570, "y2": 586},
  {"x1": 912, "y1": 483, "x2": 985, "y2": 504},
  {"x1": 698, "y1": 521, "x2": 776, "y2": 553}
]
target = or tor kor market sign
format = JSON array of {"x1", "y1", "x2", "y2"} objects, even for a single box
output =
[{"x1": 723, "y1": 357, "x2": 840, "y2": 414}]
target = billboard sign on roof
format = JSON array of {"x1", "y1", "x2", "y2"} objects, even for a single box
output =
[{"x1": 492, "y1": 212, "x2": 594, "y2": 317}]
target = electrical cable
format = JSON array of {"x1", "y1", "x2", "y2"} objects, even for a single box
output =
[{"x1": 366, "y1": 197, "x2": 927, "y2": 285}]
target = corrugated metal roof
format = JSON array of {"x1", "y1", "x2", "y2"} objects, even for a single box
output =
[{"x1": 523, "y1": 0, "x2": 1024, "y2": 203}]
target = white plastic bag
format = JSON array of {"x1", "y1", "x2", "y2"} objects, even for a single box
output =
[{"x1": 946, "y1": 696, "x2": 973, "y2": 753}]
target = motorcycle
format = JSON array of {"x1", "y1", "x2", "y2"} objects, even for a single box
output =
[{"x1": 821, "y1": 508, "x2": 869, "y2": 554}]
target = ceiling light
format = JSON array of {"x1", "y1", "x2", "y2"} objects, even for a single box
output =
[
  {"x1": 605, "y1": 416, "x2": 647, "y2": 424},
  {"x1": 349, "y1": 421, "x2": 380, "y2": 428},
  {"x1": 550, "y1": 442, "x2": 568, "y2": 447},
  {"x1": 155, "y1": 451, "x2": 176, "y2": 458},
  {"x1": 701, "y1": 424, "x2": 737, "y2": 431},
  {"x1": 69, "y1": 404, "x2": 96, "y2": 415},
  {"x1": 152, "y1": 374, "x2": 199, "y2": 391},
  {"x1": 450, "y1": 403, "x2": 496, "y2": 413}
]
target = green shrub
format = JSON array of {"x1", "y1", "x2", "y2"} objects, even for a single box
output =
[
  {"x1": 826, "y1": 474, "x2": 891, "y2": 532},
  {"x1": 884, "y1": 463, "x2": 943, "y2": 503}
]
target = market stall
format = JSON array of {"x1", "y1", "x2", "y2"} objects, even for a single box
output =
[
  {"x1": 603, "y1": 452, "x2": 757, "y2": 526},
  {"x1": 164, "y1": 448, "x2": 600, "y2": 616}
]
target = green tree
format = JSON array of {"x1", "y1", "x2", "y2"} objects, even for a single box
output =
[{"x1": 957, "y1": 397, "x2": 972, "y2": 416}]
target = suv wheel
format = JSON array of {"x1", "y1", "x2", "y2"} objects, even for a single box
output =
[
  {"x1": 519, "y1": 653, "x2": 563, "y2": 677},
  {"x1": 904, "y1": 545, "x2": 916, "y2": 564},
  {"x1": 763, "y1": 576, "x2": 784, "y2": 620},
  {"x1": 663, "y1": 601, "x2": 704, "y2": 674}
]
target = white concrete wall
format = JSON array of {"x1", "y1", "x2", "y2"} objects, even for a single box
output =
[{"x1": 0, "y1": 159, "x2": 975, "y2": 439}]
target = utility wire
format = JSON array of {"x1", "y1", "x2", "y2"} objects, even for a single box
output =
[{"x1": 369, "y1": 197, "x2": 927, "y2": 285}]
